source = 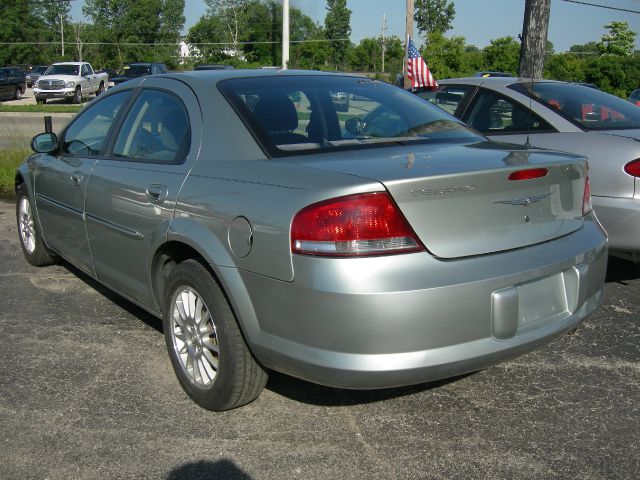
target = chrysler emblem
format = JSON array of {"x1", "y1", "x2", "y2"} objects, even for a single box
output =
[{"x1": 493, "y1": 192, "x2": 552, "y2": 206}]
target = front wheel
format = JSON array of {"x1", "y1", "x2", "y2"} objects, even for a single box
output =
[
  {"x1": 72, "y1": 87, "x2": 81, "y2": 104},
  {"x1": 162, "y1": 259, "x2": 267, "y2": 411},
  {"x1": 96, "y1": 83, "x2": 104, "y2": 96},
  {"x1": 14, "y1": 87, "x2": 22, "y2": 100},
  {"x1": 16, "y1": 185, "x2": 57, "y2": 266}
]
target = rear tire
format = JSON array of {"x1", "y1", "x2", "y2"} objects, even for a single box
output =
[
  {"x1": 162, "y1": 259, "x2": 267, "y2": 411},
  {"x1": 16, "y1": 185, "x2": 57, "y2": 267}
]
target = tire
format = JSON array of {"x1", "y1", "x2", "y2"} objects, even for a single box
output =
[
  {"x1": 14, "y1": 87, "x2": 22, "y2": 100},
  {"x1": 72, "y1": 87, "x2": 81, "y2": 104},
  {"x1": 16, "y1": 185, "x2": 57, "y2": 267},
  {"x1": 96, "y1": 83, "x2": 104, "y2": 96},
  {"x1": 162, "y1": 259, "x2": 267, "y2": 411}
]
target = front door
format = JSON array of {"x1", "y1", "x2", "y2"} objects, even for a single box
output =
[{"x1": 34, "y1": 90, "x2": 133, "y2": 274}]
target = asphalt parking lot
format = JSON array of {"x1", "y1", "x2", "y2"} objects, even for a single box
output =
[{"x1": 0, "y1": 198, "x2": 639, "y2": 480}]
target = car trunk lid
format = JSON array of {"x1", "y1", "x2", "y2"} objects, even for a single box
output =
[{"x1": 294, "y1": 141, "x2": 587, "y2": 259}]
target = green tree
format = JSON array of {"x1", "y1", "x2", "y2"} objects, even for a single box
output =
[
  {"x1": 421, "y1": 32, "x2": 468, "y2": 79},
  {"x1": 414, "y1": 0, "x2": 455, "y2": 37},
  {"x1": 544, "y1": 53, "x2": 588, "y2": 82},
  {"x1": 569, "y1": 41, "x2": 599, "y2": 55},
  {"x1": 483, "y1": 36, "x2": 521, "y2": 74},
  {"x1": 83, "y1": 0, "x2": 185, "y2": 68},
  {"x1": 324, "y1": 0, "x2": 352, "y2": 70},
  {"x1": 598, "y1": 21, "x2": 636, "y2": 56}
]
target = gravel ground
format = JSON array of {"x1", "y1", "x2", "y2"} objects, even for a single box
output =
[{"x1": 0, "y1": 198, "x2": 638, "y2": 480}]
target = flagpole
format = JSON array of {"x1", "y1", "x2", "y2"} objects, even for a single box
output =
[{"x1": 404, "y1": 0, "x2": 414, "y2": 89}]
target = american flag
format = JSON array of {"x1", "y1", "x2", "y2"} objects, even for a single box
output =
[{"x1": 406, "y1": 36, "x2": 438, "y2": 90}]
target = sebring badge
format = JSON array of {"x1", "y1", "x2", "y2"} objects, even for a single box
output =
[{"x1": 493, "y1": 192, "x2": 552, "y2": 206}]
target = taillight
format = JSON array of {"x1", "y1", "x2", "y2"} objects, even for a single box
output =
[
  {"x1": 508, "y1": 168, "x2": 548, "y2": 181},
  {"x1": 291, "y1": 192, "x2": 424, "y2": 257},
  {"x1": 583, "y1": 176, "x2": 592, "y2": 216},
  {"x1": 624, "y1": 159, "x2": 640, "y2": 177}
]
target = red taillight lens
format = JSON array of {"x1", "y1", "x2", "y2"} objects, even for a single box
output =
[
  {"x1": 291, "y1": 192, "x2": 424, "y2": 257},
  {"x1": 583, "y1": 176, "x2": 592, "y2": 216},
  {"x1": 508, "y1": 168, "x2": 549, "y2": 181},
  {"x1": 624, "y1": 159, "x2": 640, "y2": 177}
]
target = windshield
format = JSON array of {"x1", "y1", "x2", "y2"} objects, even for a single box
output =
[
  {"x1": 119, "y1": 65, "x2": 151, "y2": 77},
  {"x1": 45, "y1": 64, "x2": 79, "y2": 76},
  {"x1": 511, "y1": 82, "x2": 640, "y2": 131},
  {"x1": 219, "y1": 75, "x2": 479, "y2": 157}
]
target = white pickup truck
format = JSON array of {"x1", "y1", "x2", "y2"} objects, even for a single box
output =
[{"x1": 33, "y1": 62, "x2": 108, "y2": 104}]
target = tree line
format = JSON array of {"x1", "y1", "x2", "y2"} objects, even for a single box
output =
[{"x1": 1, "y1": 0, "x2": 637, "y2": 98}]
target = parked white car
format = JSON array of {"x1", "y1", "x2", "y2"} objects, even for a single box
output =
[{"x1": 33, "y1": 62, "x2": 108, "y2": 104}]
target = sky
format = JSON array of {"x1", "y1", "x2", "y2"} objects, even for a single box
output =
[{"x1": 71, "y1": 0, "x2": 640, "y2": 52}]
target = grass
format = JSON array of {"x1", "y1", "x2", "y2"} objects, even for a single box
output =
[
  {"x1": 0, "y1": 104, "x2": 83, "y2": 113},
  {"x1": 0, "y1": 147, "x2": 30, "y2": 199}
]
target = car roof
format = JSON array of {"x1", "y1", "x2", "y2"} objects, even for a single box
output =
[{"x1": 173, "y1": 69, "x2": 363, "y2": 83}]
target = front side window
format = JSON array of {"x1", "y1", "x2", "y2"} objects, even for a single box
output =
[
  {"x1": 510, "y1": 82, "x2": 640, "y2": 131},
  {"x1": 111, "y1": 89, "x2": 190, "y2": 164},
  {"x1": 63, "y1": 91, "x2": 132, "y2": 156},
  {"x1": 414, "y1": 85, "x2": 471, "y2": 115},
  {"x1": 219, "y1": 75, "x2": 479, "y2": 157},
  {"x1": 464, "y1": 90, "x2": 553, "y2": 134}
]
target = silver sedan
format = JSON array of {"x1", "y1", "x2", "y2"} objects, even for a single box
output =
[
  {"x1": 16, "y1": 70, "x2": 607, "y2": 410},
  {"x1": 419, "y1": 77, "x2": 640, "y2": 262}
]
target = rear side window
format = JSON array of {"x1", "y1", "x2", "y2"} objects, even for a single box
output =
[
  {"x1": 111, "y1": 89, "x2": 190, "y2": 164},
  {"x1": 464, "y1": 90, "x2": 553, "y2": 134},
  {"x1": 219, "y1": 75, "x2": 479, "y2": 157}
]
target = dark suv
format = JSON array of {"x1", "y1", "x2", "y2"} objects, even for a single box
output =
[
  {"x1": 110, "y1": 62, "x2": 168, "y2": 87},
  {"x1": 0, "y1": 67, "x2": 26, "y2": 100}
]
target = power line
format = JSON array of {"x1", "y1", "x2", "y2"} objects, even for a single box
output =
[
  {"x1": 0, "y1": 38, "x2": 350, "y2": 47},
  {"x1": 560, "y1": 0, "x2": 640, "y2": 14}
]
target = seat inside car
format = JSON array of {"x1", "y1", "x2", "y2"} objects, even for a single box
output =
[{"x1": 252, "y1": 94, "x2": 307, "y2": 145}]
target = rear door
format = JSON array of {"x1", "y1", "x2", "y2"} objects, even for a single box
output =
[{"x1": 84, "y1": 78, "x2": 201, "y2": 308}]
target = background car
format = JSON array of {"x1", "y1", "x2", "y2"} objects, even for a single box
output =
[
  {"x1": 16, "y1": 70, "x2": 607, "y2": 410},
  {"x1": 26, "y1": 65, "x2": 49, "y2": 88},
  {"x1": 109, "y1": 62, "x2": 168, "y2": 86},
  {"x1": 628, "y1": 88, "x2": 640, "y2": 106},
  {"x1": 419, "y1": 77, "x2": 640, "y2": 262},
  {"x1": 194, "y1": 64, "x2": 234, "y2": 70},
  {"x1": 0, "y1": 67, "x2": 26, "y2": 100}
]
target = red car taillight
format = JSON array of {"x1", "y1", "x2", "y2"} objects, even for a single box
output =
[
  {"x1": 508, "y1": 168, "x2": 549, "y2": 181},
  {"x1": 624, "y1": 159, "x2": 640, "y2": 177},
  {"x1": 291, "y1": 192, "x2": 425, "y2": 257},
  {"x1": 583, "y1": 176, "x2": 592, "y2": 216}
]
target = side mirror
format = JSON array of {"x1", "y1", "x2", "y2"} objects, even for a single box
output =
[
  {"x1": 345, "y1": 117, "x2": 367, "y2": 136},
  {"x1": 31, "y1": 132, "x2": 58, "y2": 154}
]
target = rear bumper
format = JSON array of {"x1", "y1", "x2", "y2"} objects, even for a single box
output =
[
  {"x1": 230, "y1": 215, "x2": 608, "y2": 389},
  {"x1": 593, "y1": 195, "x2": 640, "y2": 253}
]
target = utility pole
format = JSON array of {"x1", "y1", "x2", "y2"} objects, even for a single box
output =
[
  {"x1": 282, "y1": 0, "x2": 290, "y2": 69},
  {"x1": 60, "y1": 11, "x2": 64, "y2": 57},
  {"x1": 518, "y1": 0, "x2": 551, "y2": 78},
  {"x1": 381, "y1": 13, "x2": 387, "y2": 73},
  {"x1": 404, "y1": 0, "x2": 414, "y2": 89}
]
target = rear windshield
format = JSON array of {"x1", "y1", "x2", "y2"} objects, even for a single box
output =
[
  {"x1": 510, "y1": 82, "x2": 640, "y2": 131},
  {"x1": 121, "y1": 65, "x2": 152, "y2": 77},
  {"x1": 218, "y1": 75, "x2": 479, "y2": 157}
]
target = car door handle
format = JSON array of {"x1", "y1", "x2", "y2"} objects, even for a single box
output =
[
  {"x1": 146, "y1": 184, "x2": 168, "y2": 204},
  {"x1": 70, "y1": 172, "x2": 83, "y2": 186}
]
